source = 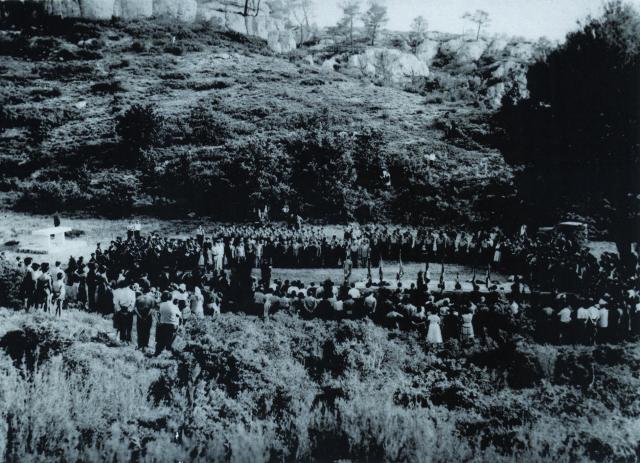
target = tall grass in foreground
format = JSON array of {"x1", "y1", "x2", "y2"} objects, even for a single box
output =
[{"x1": 0, "y1": 310, "x2": 639, "y2": 462}]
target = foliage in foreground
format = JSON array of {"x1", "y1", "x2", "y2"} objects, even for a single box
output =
[{"x1": 0, "y1": 309, "x2": 638, "y2": 462}]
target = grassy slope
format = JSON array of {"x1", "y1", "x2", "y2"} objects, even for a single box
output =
[
  {"x1": 0, "y1": 19, "x2": 509, "y2": 217},
  {"x1": 1, "y1": 308, "x2": 638, "y2": 462}
]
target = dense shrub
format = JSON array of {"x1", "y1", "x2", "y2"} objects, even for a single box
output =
[
  {"x1": 88, "y1": 173, "x2": 138, "y2": 217},
  {"x1": 115, "y1": 104, "x2": 163, "y2": 156},
  {"x1": 288, "y1": 129, "x2": 356, "y2": 220},
  {"x1": 15, "y1": 180, "x2": 87, "y2": 213},
  {"x1": 0, "y1": 257, "x2": 21, "y2": 308},
  {"x1": 494, "y1": 1, "x2": 640, "y2": 260},
  {"x1": 187, "y1": 103, "x2": 229, "y2": 145},
  {"x1": 90, "y1": 79, "x2": 126, "y2": 95},
  {"x1": 1, "y1": 311, "x2": 638, "y2": 462}
]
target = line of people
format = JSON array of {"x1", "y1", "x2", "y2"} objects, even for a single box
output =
[{"x1": 14, "y1": 252, "x2": 640, "y2": 349}]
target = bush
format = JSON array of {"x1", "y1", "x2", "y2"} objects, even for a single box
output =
[
  {"x1": 88, "y1": 173, "x2": 138, "y2": 217},
  {"x1": 0, "y1": 257, "x2": 21, "y2": 308},
  {"x1": 187, "y1": 103, "x2": 229, "y2": 145},
  {"x1": 115, "y1": 104, "x2": 163, "y2": 155},
  {"x1": 90, "y1": 79, "x2": 126, "y2": 95},
  {"x1": 15, "y1": 180, "x2": 87, "y2": 213}
]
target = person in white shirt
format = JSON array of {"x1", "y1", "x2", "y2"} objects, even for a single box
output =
[
  {"x1": 597, "y1": 300, "x2": 610, "y2": 344},
  {"x1": 586, "y1": 303, "x2": 601, "y2": 345},
  {"x1": 557, "y1": 305, "x2": 573, "y2": 344},
  {"x1": 155, "y1": 291, "x2": 181, "y2": 355},
  {"x1": 347, "y1": 283, "x2": 361, "y2": 300},
  {"x1": 112, "y1": 282, "x2": 136, "y2": 343}
]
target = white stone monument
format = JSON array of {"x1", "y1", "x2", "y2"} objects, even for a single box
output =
[{"x1": 32, "y1": 226, "x2": 72, "y2": 253}]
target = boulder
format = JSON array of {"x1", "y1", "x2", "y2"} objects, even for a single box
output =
[
  {"x1": 416, "y1": 39, "x2": 439, "y2": 65},
  {"x1": 152, "y1": 0, "x2": 197, "y2": 22},
  {"x1": 458, "y1": 40, "x2": 488, "y2": 62},
  {"x1": 506, "y1": 42, "x2": 534, "y2": 60},
  {"x1": 114, "y1": 0, "x2": 153, "y2": 19},
  {"x1": 278, "y1": 30, "x2": 296, "y2": 53},
  {"x1": 45, "y1": 0, "x2": 82, "y2": 16},
  {"x1": 485, "y1": 82, "x2": 506, "y2": 108},
  {"x1": 486, "y1": 37, "x2": 509, "y2": 55},
  {"x1": 348, "y1": 48, "x2": 429, "y2": 82},
  {"x1": 438, "y1": 37, "x2": 465, "y2": 56},
  {"x1": 321, "y1": 57, "x2": 338, "y2": 72}
]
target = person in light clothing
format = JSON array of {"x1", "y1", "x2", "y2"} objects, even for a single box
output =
[
  {"x1": 112, "y1": 281, "x2": 136, "y2": 343},
  {"x1": 461, "y1": 307, "x2": 474, "y2": 339},
  {"x1": 155, "y1": 292, "x2": 181, "y2": 355},
  {"x1": 597, "y1": 300, "x2": 609, "y2": 344},
  {"x1": 426, "y1": 309, "x2": 443, "y2": 344}
]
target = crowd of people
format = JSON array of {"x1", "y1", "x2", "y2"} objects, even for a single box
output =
[{"x1": 12, "y1": 222, "x2": 640, "y2": 353}]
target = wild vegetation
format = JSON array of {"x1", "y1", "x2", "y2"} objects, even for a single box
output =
[
  {"x1": 1, "y1": 307, "x2": 639, "y2": 462},
  {"x1": 494, "y1": 1, "x2": 640, "y2": 258},
  {"x1": 0, "y1": 14, "x2": 513, "y2": 225}
]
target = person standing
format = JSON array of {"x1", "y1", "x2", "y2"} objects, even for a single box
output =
[
  {"x1": 597, "y1": 300, "x2": 610, "y2": 344},
  {"x1": 557, "y1": 304, "x2": 573, "y2": 344},
  {"x1": 426, "y1": 309, "x2": 443, "y2": 344},
  {"x1": 343, "y1": 254, "x2": 353, "y2": 285},
  {"x1": 190, "y1": 287, "x2": 205, "y2": 319},
  {"x1": 86, "y1": 263, "x2": 98, "y2": 312},
  {"x1": 155, "y1": 292, "x2": 181, "y2": 356},
  {"x1": 35, "y1": 263, "x2": 52, "y2": 312},
  {"x1": 461, "y1": 307, "x2": 474, "y2": 340},
  {"x1": 260, "y1": 257, "x2": 272, "y2": 291},
  {"x1": 52, "y1": 273, "x2": 66, "y2": 317},
  {"x1": 135, "y1": 287, "x2": 156, "y2": 350},
  {"x1": 113, "y1": 281, "x2": 136, "y2": 343}
]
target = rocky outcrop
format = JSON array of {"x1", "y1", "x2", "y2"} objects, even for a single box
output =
[
  {"x1": 347, "y1": 47, "x2": 429, "y2": 82},
  {"x1": 416, "y1": 39, "x2": 439, "y2": 65},
  {"x1": 196, "y1": 0, "x2": 296, "y2": 52},
  {"x1": 38, "y1": 0, "x2": 296, "y2": 52},
  {"x1": 153, "y1": 0, "x2": 198, "y2": 22},
  {"x1": 439, "y1": 38, "x2": 488, "y2": 63}
]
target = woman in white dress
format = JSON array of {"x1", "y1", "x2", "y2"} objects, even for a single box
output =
[
  {"x1": 190, "y1": 287, "x2": 205, "y2": 319},
  {"x1": 427, "y1": 309, "x2": 443, "y2": 344}
]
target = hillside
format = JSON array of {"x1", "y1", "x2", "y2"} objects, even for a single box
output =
[
  {"x1": 1, "y1": 308, "x2": 639, "y2": 461},
  {"x1": 0, "y1": 16, "x2": 514, "y2": 224}
]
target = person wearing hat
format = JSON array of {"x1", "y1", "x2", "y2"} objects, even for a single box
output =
[{"x1": 155, "y1": 291, "x2": 181, "y2": 356}]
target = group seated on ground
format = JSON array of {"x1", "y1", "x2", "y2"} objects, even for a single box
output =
[{"x1": 12, "y1": 225, "x2": 640, "y2": 354}]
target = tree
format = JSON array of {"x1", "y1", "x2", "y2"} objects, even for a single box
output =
[
  {"x1": 289, "y1": 0, "x2": 315, "y2": 44},
  {"x1": 462, "y1": 10, "x2": 490, "y2": 40},
  {"x1": 494, "y1": 1, "x2": 640, "y2": 265},
  {"x1": 115, "y1": 104, "x2": 163, "y2": 158},
  {"x1": 339, "y1": 0, "x2": 360, "y2": 51},
  {"x1": 362, "y1": 1, "x2": 388, "y2": 46},
  {"x1": 407, "y1": 15, "x2": 428, "y2": 54}
]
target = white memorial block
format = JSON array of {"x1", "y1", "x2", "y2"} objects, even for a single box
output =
[{"x1": 32, "y1": 226, "x2": 72, "y2": 252}]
